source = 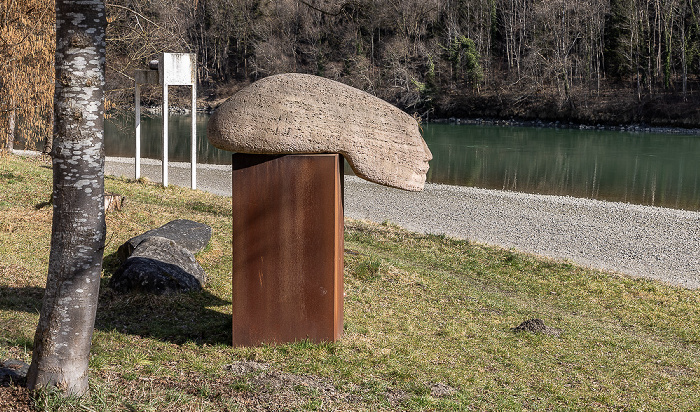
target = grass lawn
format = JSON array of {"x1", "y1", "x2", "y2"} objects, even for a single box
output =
[{"x1": 1, "y1": 153, "x2": 699, "y2": 411}]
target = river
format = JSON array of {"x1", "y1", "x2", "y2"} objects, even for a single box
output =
[{"x1": 103, "y1": 113, "x2": 700, "y2": 211}]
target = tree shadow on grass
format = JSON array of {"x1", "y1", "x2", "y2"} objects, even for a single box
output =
[
  {"x1": 97, "y1": 250, "x2": 232, "y2": 346},
  {"x1": 0, "y1": 286, "x2": 43, "y2": 350},
  {"x1": 95, "y1": 286, "x2": 232, "y2": 346},
  {"x1": 0, "y1": 276, "x2": 232, "y2": 348},
  {"x1": 0, "y1": 286, "x2": 44, "y2": 313}
]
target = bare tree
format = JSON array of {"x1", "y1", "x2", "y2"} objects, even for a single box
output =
[{"x1": 26, "y1": 0, "x2": 107, "y2": 395}]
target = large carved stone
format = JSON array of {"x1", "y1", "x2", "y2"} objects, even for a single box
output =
[{"x1": 207, "y1": 73, "x2": 432, "y2": 191}]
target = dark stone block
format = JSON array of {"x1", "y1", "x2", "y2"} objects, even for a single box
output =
[
  {"x1": 1, "y1": 359, "x2": 29, "y2": 386},
  {"x1": 117, "y1": 219, "x2": 211, "y2": 263},
  {"x1": 110, "y1": 236, "x2": 207, "y2": 295}
]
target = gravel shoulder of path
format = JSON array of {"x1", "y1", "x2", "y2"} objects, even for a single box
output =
[
  {"x1": 344, "y1": 176, "x2": 700, "y2": 289},
  {"x1": 101, "y1": 155, "x2": 700, "y2": 289},
  {"x1": 104, "y1": 156, "x2": 233, "y2": 197}
]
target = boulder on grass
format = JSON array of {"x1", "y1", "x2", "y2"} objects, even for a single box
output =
[
  {"x1": 0, "y1": 359, "x2": 29, "y2": 386},
  {"x1": 117, "y1": 219, "x2": 211, "y2": 263},
  {"x1": 110, "y1": 236, "x2": 207, "y2": 295}
]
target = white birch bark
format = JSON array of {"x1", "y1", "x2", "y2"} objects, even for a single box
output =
[{"x1": 26, "y1": 0, "x2": 106, "y2": 396}]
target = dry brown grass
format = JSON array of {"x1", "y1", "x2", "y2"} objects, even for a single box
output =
[{"x1": 2, "y1": 154, "x2": 700, "y2": 411}]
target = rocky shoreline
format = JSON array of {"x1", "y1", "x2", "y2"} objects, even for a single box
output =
[
  {"x1": 115, "y1": 103, "x2": 700, "y2": 135},
  {"x1": 432, "y1": 117, "x2": 700, "y2": 135}
]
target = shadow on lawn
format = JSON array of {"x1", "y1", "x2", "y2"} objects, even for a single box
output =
[
  {"x1": 0, "y1": 282, "x2": 233, "y2": 348},
  {"x1": 98, "y1": 250, "x2": 233, "y2": 346},
  {"x1": 0, "y1": 286, "x2": 44, "y2": 315},
  {"x1": 96, "y1": 285, "x2": 233, "y2": 346}
]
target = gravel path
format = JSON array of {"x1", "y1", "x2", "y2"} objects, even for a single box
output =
[
  {"x1": 104, "y1": 157, "x2": 700, "y2": 289},
  {"x1": 344, "y1": 177, "x2": 700, "y2": 289},
  {"x1": 105, "y1": 156, "x2": 233, "y2": 196}
]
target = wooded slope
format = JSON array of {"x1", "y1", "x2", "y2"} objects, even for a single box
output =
[
  {"x1": 3, "y1": 0, "x2": 700, "y2": 151},
  {"x1": 106, "y1": 0, "x2": 700, "y2": 125}
]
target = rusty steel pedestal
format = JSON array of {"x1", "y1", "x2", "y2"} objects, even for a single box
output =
[{"x1": 231, "y1": 154, "x2": 344, "y2": 347}]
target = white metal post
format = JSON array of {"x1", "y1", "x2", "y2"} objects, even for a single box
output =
[
  {"x1": 191, "y1": 83, "x2": 197, "y2": 190},
  {"x1": 135, "y1": 82, "x2": 141, "y2": 180},
  {"x1": 135, "y1": 53, "x2": 196, "y2": 189},
  {"x1": 163, "y1": 84, "x2": 169, "y2": 187}
]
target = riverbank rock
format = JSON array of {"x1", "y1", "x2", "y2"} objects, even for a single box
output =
[
  {"x1": 117, "y1": 219, "x2": 211, "y2": 263},
  {"x1": 110, "y1": 236, "x2": 207, "y2": 295},
  {"x1": 207, "y1": 73, "x2": 432, "y2": 191}
]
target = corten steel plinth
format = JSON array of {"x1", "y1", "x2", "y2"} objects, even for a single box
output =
[{"x1": 231, "y1": 153, "x2": 344, "y2": 347}]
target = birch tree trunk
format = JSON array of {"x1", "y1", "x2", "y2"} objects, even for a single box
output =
[{"x1": 26, "y1": 0, "x2": 106, "y2": 396}]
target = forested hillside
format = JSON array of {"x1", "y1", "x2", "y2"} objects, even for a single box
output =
[
  {"x1": 3, "y1": 0, "x2": 700, "y2": 152},
  {"x1": 105, "y1": 0, "x2": 700, "y2": 125}
]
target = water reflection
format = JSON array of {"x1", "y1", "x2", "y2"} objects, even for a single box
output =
[
  {"x1": 105, "y1": 113, "x2": 232, "y2": 165},
  {"x1": 422, "y1": 124, "x2": 700, "y2": 210}
]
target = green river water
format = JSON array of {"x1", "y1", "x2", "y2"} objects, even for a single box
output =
[{"x1": 103, "y1": 114, "x2": 700, "y2": 211}]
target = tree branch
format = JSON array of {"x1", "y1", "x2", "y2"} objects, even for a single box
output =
[
  {"x1": 297, "y1": 0, "x2": 343, "y2": 16},
  {"x1": 105, "y1": 3, "x2": 160, "y2": 28}
]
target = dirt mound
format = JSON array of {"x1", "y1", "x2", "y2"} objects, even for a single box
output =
[{"x1": 511, "y1": 318, "x2": 561, "y2": 337}]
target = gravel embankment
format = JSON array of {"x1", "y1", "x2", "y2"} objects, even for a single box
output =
[{"x1": 103, "y1": 157, "x2": 700, "y2": 289}]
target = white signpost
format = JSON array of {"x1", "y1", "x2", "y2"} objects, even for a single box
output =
[{"x1": 134, "y1": 52, "x2": 197, "y2": 189}]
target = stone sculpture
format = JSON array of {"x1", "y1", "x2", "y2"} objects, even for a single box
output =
[{"x1": 207, "y1": 73, "x2": 432, "y2": 191}]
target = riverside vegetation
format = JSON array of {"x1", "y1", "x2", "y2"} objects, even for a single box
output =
[
  {"x1": 2, "y1": 154, "x2": 700, "y2": 410},
  {"x1": 5, "y1": 0, "x2": 700, "y2": 155}
]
